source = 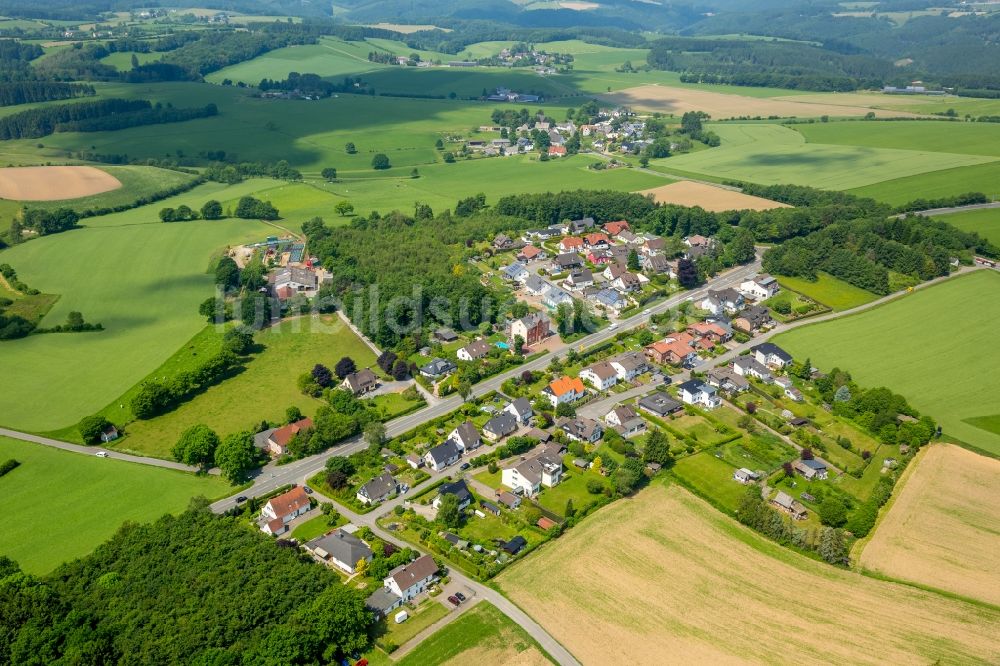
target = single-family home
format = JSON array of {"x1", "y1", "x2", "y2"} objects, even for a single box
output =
[
  {"x1": 612, "y1": 270, "x2": 641, "y2": 294},
  {"x1": 504, "y1": 397, "x2": 534, "y2": 425},
  {"x1": 565, "y1": 216, "x2": 596, "y2": 234},
  {"x1": 366, "y1": 587, "x2": 403, "y2": 619},
  {"x1": 433, "y1": 479, "x2": 472, "y2": 510},
  {"x1": 584, "y1": 232, "x2": 610, "y2": 249},
  {"x1": 357, "y1": 472, "x2": 399, "y2": 506},
  {"x1": 497, "y1": 491, "x2": 521, "y2": 510},
  {"x1": 483, "y1": 412, "x2": 518, "y2": 441},
  {"x1": 100, "y1": 425, "x2": 119, "y2": 442},
  {"x1": 732, "y1": 356, "x2": 772, "y2": 382},
  {"x1": 384, "y1": 554, "x2": 439, "y2": 602},
  {"x1": 518, "y1": 245, "x2": 546, "y2": 262},
  {"x1": 449, "y1": 420, "x2": 481, "y2": 452},
  {"x1": 591, "y1": 288, "x2": 627, "y2": 312},
  {"x1": 259, "y1": 486, "x2": 311, "y2": 536},
  {"x1": 640, "y1": 253, "x2": 674, "y2": 277},
  {"x1": 523, "y1": 274, "x2": 551, "y2": 296},
  {"x1": 265, "y1": 418, "x2": 314, "y2": 457},
  {"x1": 548, "y1": 145, "x2": 567, "y2": 157},
  {"x1": 424, "y1": 439, "x2": 461, "y2": 471},
  {"x1": 587, "y1": 248, "x2": 613, "y2": 266},
  {"x1": 752, "y1": 342, "x2": 793, "y2": 368},
  {"x1": 508, "y1": 312, "x2": 552, "y2": 346},
  {"x1": 739, "y1": 274, "x2": 780, "y2": 301},
  {"x1": 342, "y1": 368, "x2": 378, "y2": 395},
  {"x1": 733, "y1": 305, "x2": 772, "y2": 334},
  {"x1": 684, "y1": 234, "x2": 714, "y2": 249},
  {"x1": 604, "y1": 220, "x2": 630, "y2": 236},
  {"x1": 306, "y1": 529, "x2": 373, "y2": 574},
  {"x1": 771, "y1": 491, "x2": 808, "y2": 520},
  {"x1": 705, "y1": 366, "x2": 750, "y2": 393},
  {"x1": 638, "y1": 393, "x2": 683, "y2": 417},
  {"x1": 645, "y1": 338, "x2": 697, "y2": 366},
  {"x1": 551, "y1": 252, "x2": 583, "y2": 272},
  {"x1": 543, "y1": 375, "x2": 586, "y2": 408},
  {"x1": 774, "y1": 376, "x2": 804, "y2": 402},
  {"x1": 642, "y1": 236, "x2": 665, "y2": 256},
  {"x1": 406, "y1": 453, "x2": 423, "y2": 469},
  {"x1": 270, "y1": 266, "x2": 318, "y2": 298},
  {"x1": 609, "y1": 351, "x2": 649, "y2": 381},
  {"x1": 419, "y1": 358, "x2": 457, "y2": 378},
  {"x1": 566, "y1": 269, "x2": 594, "y2": 291},
  {"x1": 687, "y1": 321, "x2": 732, "y2": 344},
  {"x1": 677, "y1": 379, "x2": 721, "y2": 408},
  {"x1": 457, "y1": 340, "x2": 491, "y2": 362},
  {"x1": 617, "y1": 230, "x2": 642, "y2": 245},
  {"x1": 579, "y1": 361, "x2": 619, "y2": 391},
  {"x1": 501, "y1": 446, "x2": 564, "y2": 495},
  {"x1": 733, "y1": 468, "x2": 760, "y2": 484},
  {"x1": 605, "y1": 405, "x2": 646, "y2": 437},
  {"x1": 502, "y1": 262, "x2": 530, "y2": 284},
  {"x1": 793, "y1": 459, "x2": 828, "y2": 480},
  {"x1": 542, "y1": 286, "x2": 574, "y2": 309},
  {"x1": 493, "y1": 233, "x2": 516, "y2": 250},
  {"x1": 559, "y1": 236, "x2": 584, "y2": 253},
  {"x1": 558, "y1": 416, "x2": 603, "y2": 443},
  {"x1": 699, "y1": 288, "x2": 745, "y2": 315}
]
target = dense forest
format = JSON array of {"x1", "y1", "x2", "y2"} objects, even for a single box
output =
[
  {"x1": 0, "y1": 504, "x2": 372, "y2": 665},
  {"x1": 0, "y1": 98, "x2": 217, "y2": 139},
  {"x1": 0, "y1": 81, "x2": 94, "y2": 107}
]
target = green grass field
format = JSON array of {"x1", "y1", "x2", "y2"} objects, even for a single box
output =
[
  {"x1": 0, "y1": 189, "x2": 273, "y2": 432},
  {"x1": 116, "y1": 316, "x2": 376, "y2": 458},
  {"x1": 206, "y1": 36, "x2": 383, "y2": 84},
  {"x1": 0, "y1": 435, "x2": 232, "y2": 574},
  {"x1": 672, "y1": 451, "x2": 746, "y2": 512},
  {"x1": 654, "y1": 124, "x2": 997, "y2": 191},
  {"x1": 933, "y1": 208, "x2": 1000, "y2": 247},
  {"x1": 777, "y1": 271, "x2": 878, "y2": 310},
  {"x1": 773, "y1": 270, "x2": 1000, "y2": 456},
  {"x1": 100, "y1": 50, "x2": 161, "y2": 70},
  {"x1": 848, "y1": 160, "x2": 1000, "y2": 205},
  {"x1": 794, "y1": 120, "x2": 1000, "y2": 157}
]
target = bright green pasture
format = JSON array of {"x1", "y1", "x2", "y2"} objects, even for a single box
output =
[
  {"x1": 776, "y1": 271, "x2": 878, "y2": 310},
  {"x1": 0, "y1": 201, "x2": 272, "y2": 431},
  {"x1": 205, "y1": 36, "x2": 383, "y2": 84},
  {"x1": 363, "y1": 37, "x2": 454, "y2": 63},
  {"x1": 773, "y1": 270, "x2": 1000, "y2": 456},
  {"x1": 848, "y1": 161, "x2": 1000, "y2": 205},
  {"x1": 0, "y1": 436, "x2": 232, "y2": 574},
  {"x1": 362, "y1": 67, "x2": 579, "y2": 99},
  {"x1": 933, "y1": 208, "x2": 1000, "y2": 246},
  {"x1": 794, "y1": 120, "x2": 1000, "y2": 157},
  {"x1": 672, "y1": 451, "x2": 746, "y2": 513},
  {"x1": 654, "y1": 123, "x2": 997, "y2": 191},
  {"x1": 100, "y1": 50, "x2": 161, "y2": 70}
]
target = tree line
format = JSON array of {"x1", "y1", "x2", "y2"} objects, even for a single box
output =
[
  {"x1": 0, "y1": 98, "x2": 216, "y2": 140},
  {"x1": 0, "y1": 81, "x2": 94, "y2": 107}
]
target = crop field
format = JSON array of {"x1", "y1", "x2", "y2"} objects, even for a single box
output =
[
  {"x1": 848, "y1": 160, "x2": 1000, "y2": 205},
  {"x1": 0, "y1": 193, "x2": 273, "y2": 432},
  {"x1": 776, "y1": 271, "x2": 878, "y2": 310},
  {"x1": 654, "y1": 124, "x2": 996, "y2": 192},
  {"x1": 0, "y1": 165, "x2": 121, "y2": 200},
  {"x1": 774, "y1": 270, "x2": 1000, "y2": 456},
  {"x1": 604, "y1": 84, "x2": 919, "y2": 119},
  {"x1": 497, "y1": 481, "x2": 1000, "y2": 664},
  {"x1": 0, "y1": 436, "x2": 232, "y2": 574},
  {"x1": 778, "y1": 91, "x2": 1000, "y2": 118},
  {"x1": 637, "y1": 180, "x2": 790, "y2": 211},
  {"x1": 205, "y1": 37, "x2": 382, "y2": 84},
  {"x1": 794, "y1": 120, "x2": 1000, "y2": 157},
  {"x1": 933, "y1": 207, "x2": 1000, "y2": 246},
  {"x1": 117, "y1": 316, "x2": 376, "y2": 458},
  {"x1": 858, "y1": 444, "x2": 1000, "y2": 606},
  {"x1": 362, "y1": 67, "x2": 578, "y2": 99}
]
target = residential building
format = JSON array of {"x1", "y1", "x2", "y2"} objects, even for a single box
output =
[
  {"x1": 483, "y1": 412, "x2": 518, "y2": 441},
  {"x1": 270, "y1": 266, "x2": 317, "y2": 297},
  {"x1": 609, "y1": 351, "x2": 649, "y2": 381},
  {"x1": 542, "y1": 286, "x2": 574, "y2": 309},
  {"x1": 356, "y1": 472, "x2": 398, "y2": 506},
  {"x1": 306, "y1": 529, "x2": 373, "y2": 574},
  {"x1": 584, "y1": 232, "x2": 610, "y2": 249},
  {"x1": 684, "y1": 234, "x2": 714, "y2": 249},
  {"x1": 100, "y1": 425, "x2": 119, "y2": 442},
  {"x1": 771, "y1": 491, "x2": 808, "y2": 520},
  {"x1": 504, "y1": 397, "x2": 534, "y2": 425},
  {"x1": 612, "y1": 270, "x2": 641, "y2": 293},
  {"x1": 365, "y1": 587, "x2": 402, "y2": 619},
  {"x1": 752, "y1": 342, "x2": 793, "y2": 368},
  {"x1": 793, "y1": 459, "x2": 828, "y2": 480},
  {"x1": 419, "y1": 358, "x2": 457, "y2": 378},
  {"x1": 457, "y1": 340, "x2": 491, "y2": 362},
  {"x1": 497, "y1": 491, "x2": 521, "y2": 510},
  {"x1": 641, "y1": 253, "x2": 674, "y2": 277},
  {"x1": 739, "y1": 274, "x2": 780, "y2": 301},
  {"x1": 699, "y1": 288, "x2": 744, "y2": 315},
  {"x1": 517, "y1": 245, "x2": 546, "y2": 262},
  {"x1": 774, "y1": 376, "x2": 804, "y2": 402},
  {"x1": 645, "y1": 338, "x2": 697, "y2": 366},
  {"x1": 434, "y1": 328, "x2": 458, "y2": 343},
  {"x1": 605, "y1": 405, "x2": 647, "y2": 437},
  {"x1": 503, "y1": 535, "x2": 528, "y2": 555},
  {"x1": 566, "y1": 269, "x2": 594, "y2": 291},
  {"x1": 733, "y1": 468, "x2": 760, "y2": 484},
  {"x1": 543, "y1": 375, "x2": 586, "y2": 408},
  {"x1": 677, "y1": 379, "x2": 721, "y2": 408},
  {"x1": 523, "y1": 275, "x2": 551, "y2": 296},
  {"x1": 687, "y1": 321, "x2": 732, "y2": 343},
  {"x1": 493, "y1": 233, "x2": 517, "y2": 250},
  {"x1": 642, "y1": 236, "x2": 665, "y2": 256},
  {"x1": 705, "y1": 366, "x2": 750, "y2": 393},
  {"x1": 405, "y1": 454, "x2": 423, "y2": 469},
  {"x1": 502, "y1": 262, "x2": 530, "y2": 284},
  {"x1": 449, "y1": 420, "x2": 481, "y2": 452},
  {"x1": 604, "y1": 220, "x2": 630, "y2": 236},
  {"x1": 591, "y1": 288, "x2": 627, "y2": 312},
  {"x1": 259, "y1": 486, "x2": 311, "y2": 536},
  {"x1": 551, "y1": 252, "x2": 583, "y2": 272},
  {"x1": 559, "y1": 236, "x2": 584, "y2": 253},
  {"x1": 265, "y1": 418, "x2": 314, "y2": 457},
  {"x1": 342, "y1": 368, "x2": 378, "y2": 395},
  {"x1": 424, "y1": 440, "x2": 461, "y2": 471},
  {"x1": 508, "y1": 312, "x2": 552, "y2": 346},
  {"x1": 565, "y1": 216, "x2": 596, "y2": 234},
  {"x1": 501, "y1": 446, "x2": 564, "y2": 495},
  {"x1": 558, "y1": 416, "x2": 603, "y2": 443},
  {"x1": 732, "y1": 356, "x2": 772, "y2": 382},
  {"x1": 638, "y1": 393, "x2": 683, "y2": 417},
  {"x1": 433, "y1": 479, "x2": 472, "y2": 510},
  {"x1": 733, "y1": 305, "x2": 772, "y2": 334},
  {"x1": 384, "y1": 554, "x2": 438, "y2": 601},
  {"x1": 577, "y1": 360, "x2": 616, "y2": 390}
]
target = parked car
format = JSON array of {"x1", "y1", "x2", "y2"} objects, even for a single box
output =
[
  {"x1": 643, "y1": 308, "x2": 651, "y2": 315},
  {"x1": 447, "y1": 595, "x2": 460, "y2": 606},
  {"x1": 236, "y1": 496, "x2": 248, "y2": 503},
  {"x1": 608, "y1": 323, "x2": 618, "y2": 330},
  {"x1": 303, "y1": 486, "x2": 313, "y2": 494},
  {"x1": 455, "y1": 592, "x2": 466, "y2": 602},
  {"x1": 95, "y1": 451, "x2": 109, "y2": 458},
  {"x1": 459, "y1": 462, "x2": 470, "y2": 470}
]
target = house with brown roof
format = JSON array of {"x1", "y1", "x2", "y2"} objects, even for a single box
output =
[
  {"x1": 604, "y1": 220, "x2": 630, "y2": 236},
  {"x1": 583, "y1": 232, "x2": 610, "y2": 248},
  {"x1": 733, "y1": 305, "x2": 772, "y2": 334},
  {"x1": 558, "y1": 416, "x2": 603, "y2": 443},
  {"x1": 771, "y1": 491, "x2": 807, "y2": 520},
  {"x1": 501, "y1": 446, "x2": 564, "y2": 495},
  {"x1": 384, "y1": 554, "x2": 439, "y2": 601},
  {"x1": 342, "y1": 368, "x2": 378, "y2": 395},
  {"x1": 508, "y1": 312, "x2": 552, "y2": 346},
  {"x1": 559, "y1": 236, "x2": 584, "y2": 252},
  {"x1": 457, "y1": 339, "x2": 491, "y2": 362},
  {"x1": 687, "y1": 321, "x2": 732, "y2": 343},
  {"x1": 517, "y1": 245, "x2": 546, "y2": 262},
  {"x1": 259, "y1": 486, "x2": 311, "y2": 535},
  {"x1": 579, "y1": 361, "x2": 619, "y2": 390},
  {"x1": 266, "y1": 418, "x2": 314, "y2": 457},
  {"x1": 645, "y1": 337, "x2": 697, "y2": 366}
]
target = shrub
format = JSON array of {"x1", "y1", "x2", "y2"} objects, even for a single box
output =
[
  {"x1": 586, "y1": 478, "x2": 604, "y2": 494},
  {"x1": 0, "y1": 459, "x2": 20, "y2": 477},
  {"x1": 78, "y1": 414, "x2": 113, "y2": 444}
]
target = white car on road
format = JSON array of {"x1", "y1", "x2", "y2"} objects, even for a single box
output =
[{"x1": 96, "y1": 451, "x2": 109, "y2": 458}]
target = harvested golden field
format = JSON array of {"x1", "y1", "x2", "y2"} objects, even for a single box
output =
[
  {"x1": 606, "y1": 84, "x2": 919, "y2": 119},
  {"x1": 0, "y1": 166, "x2": 121, "y2": 200},
  {"x1": 858, "y1": 444, "x2": 1000, "y2": 606},
  {"x1": 367, "y1": 22, "x2": 451, "y2": 33},
  {"x1": 498, "y1": 482, "x2": 1000, "y2": 665},
  {"x1": 638, "y1": 180, "x2": 790, "y2": 211}
]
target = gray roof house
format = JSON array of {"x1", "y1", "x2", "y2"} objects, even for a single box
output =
[
  {"x1": 365, "y1": 587, "x2": 403, "y2": 618},
  {"x1": 306, "y1": 529, "x2": 373, "y2": 574},
  {"x1": 357, "y1": 472, "x2": 398, "y2": 506},
  {"x1": 484, "y1": 412, "x2": 518, "y2": 441},
  {"x1": 424, "y1": 439, "x2": 461, "y2": 471},
  {"x1": 342, "y1": 368, "x2": 378, "y2": 395},
  {"x1": 449, "y1": 420, "x2": 481, "y2": 452},
  {"x1": 638, "y1": 392, "x2": 683, "y2": 417},
  {"x1": 504, "y1": 397, "x2": 534, "y2": 424},
  {"x1": 558, "y1": 416, "x2": 603, "y2": 443},
  {"x1": 420, "y1": 358, "x2": 457, "y2": 378},
  {"x1": 434, "y1": 479, "x2": 473, "y2": 510}
]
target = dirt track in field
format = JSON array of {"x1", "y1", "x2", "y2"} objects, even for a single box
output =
[
  {"x1": 858, "y1": 443, "x2": 1000, "y2": 606},
  {"x1": 606, "y1": 84, "x2": 921, "y2": 119},
  {"x1": 638, "y1": 180, "x2": 791, "y2": 211},
  {"x1": 0, "y1": 166, "x2": 121, "y2": 201},
  {"x1": 498, "y1": 482, "x2": 1000, "y2": 665}
]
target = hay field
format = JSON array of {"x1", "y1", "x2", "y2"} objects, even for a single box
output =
[
  {"x1": 638, "y1": 180, "x2": 790, "y2": 211},
  {"x1": 498, "y1": 482, "x2": 1000, "y2": 665},
  {"x1": 606, "y1": 84, "x2": 919, "y2": 118},
  {"x1": 859, "y1": 444, "x2": 1000, "y2": 606},
  {"x1": 0, "y1": 166, "x2": 121, "y2": 200}
]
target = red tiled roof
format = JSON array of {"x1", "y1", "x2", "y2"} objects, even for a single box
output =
[
  {"x1": 604, "y1": 220, "x2": 630, "y2": 235},
  {"x1": 560, "y1": 236, "x2": 583, "y2": 248},
  {"x1": 520, "y1": 245, "x2": 542, "y2": 259},
  {"x1": 548, "y1": 375, "x2": 585, "y2": 397},
  {"x1": 269, "y1": 418, "x2": 314, "y2": 447},
  {"x1": 548, "y1": 145, "x2": 567, "y2": 155},
  {"x1": 266, "y1": 486, "x2": 310, "y2": 520}
]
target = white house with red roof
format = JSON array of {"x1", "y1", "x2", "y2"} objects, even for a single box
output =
[{"x1": 259, "y1": 486, "x2": 311, "y2": 536}]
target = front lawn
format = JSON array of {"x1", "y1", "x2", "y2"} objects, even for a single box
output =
[
  {"x1": 376, "y1": 597, "x2": 450, "y2": 651},
  {"x1": 289, "y1": 512, "x2": 348, "y2": 542}
]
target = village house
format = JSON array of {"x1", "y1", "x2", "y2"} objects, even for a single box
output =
[
  {"x1": 384, "y1": 554, "x2": 439, "y2": 602},
  {"x1": 699, "y1": 288, "x2": 745, "y2": 315},
  {"x1": 609, "y1": 351, "x2": 649, "y2": 381},
  {"x1": 638, "y1": 393, "x2": 683, "y2": 418},
  {"x1": 501, "y1": 445, "x2": 564, "y2": 495},
  {"x1": 733, "y1": 305, "x2": 773, "y2": 334},
  {"x1": 677, "y1": 379, "x2": 722, "y2": 409},
  {"x1": 357, "y1": 472, "x2": 399, "y2": 506},
  {"x1": 424, "y1": 439, "x2": 461, "y2": 471},
  {"x1": 265, "y1": 417, "x2": 314, "y2": 457},
  {"x1": 524, "y1": 275, "x2": 551, "y2": 297},
  {"x1": 548, "y1": 145, "x2": 567, "y2": 157},
  {"x1": 645, "y1": 337, "x2": 697, "y2": 366},
  {"x1": 504, "y1": 397, "x2": 534, "y2": 425},
  {"x1": 793, "y1": 459, "x2": 828, "y2": 480},
  {"x1": 586, "y1": 248, "x2": 613, "y2": 266},
  {"x1": 542, "y1": 286, "x2": 574, "y2": 309},
  {"x1": 605, "y1": 404, "x2": 646, "y2": 437},
  {"x1": 739, "y1": 274, "x2": 780, "y2": 301},
  {"x1": 259, "y1": 486, "x2": 311, "y2": 536},
  {"x1": 448, "y1": 420, "x2": 481, "y2": 452},
  {"x1": 774, "y1": 376, "x2": 805, "y2": 402},
  {"x1": 342, "y1": 368, "x2": 378, "y2": 396},
  {"x1": 584, "y1": 232, "x2": 610, "y2": 249},
  {"x1": 483, "y1": 412, "x2": 518, "y2": 441},
  {"x1": 591, "y1": 288, "x2": 627, "y2": 312},
  {"x1": 771, "y1": 491, "x2": 808, "y2": 520},
  {"x1": 517, "y1": 245, "x2": 546, "y2": 262},
  {"x1": 419, "y1": 358, "x2": 457, "y2": 379},
  {"x1": 732, "y1": 355, "x2": 772, "y2": 381},
  {"x1": 604, "y1": 220, "x2": 630, "y2": 236},
  {"x1": 684, "y1": 234, "x2": 715, "y2": 249},
  {"x1": 733, "y1": 468, "x2": 760, "y2": 484},
  {"x1": 705, "y1": 366, "x2": 750, "y2": 393},
  {"x1": 565, "y1": 216, "x2": 596, "y2": 234},
  {"x1": 493, "y1": 234, "x2": 516, "y2": 250},
  {"x1": 558, "y1": 416, "x2": 603, "y2": 443},
  {"x1": 559, "y1": 236, "x2": 584, "y2": 253},
  {"x1": 434, "y1": 327, "x2": 459, "y2": 343},
  {"x1": 752, "y1": 342, "x2": 793, "y2": 369},
  {"x1": 551, "y1": 252, "x2": 583, "y2": 272},
  {"x1": 687, "y1": 320, "x2": 732, "y2": 344},
  {"x1": 366, "y1": 587, "x2": 403, "y2": 620},
  {"x1": 640, "y1": 253, "x2": 674, "y2": 277},
  {"x1": 617, "y1": 230, "x2": 642, "y2": 245},
  {"x1": 579, "y1": 361, "x2": 619, "y2": 391},
  {"x1": 406, "y1": 454, "x2": 423, "y2": 469},
  {"x1": 305, "y1": 529, "x2": 373, "y2": 574},
  {"x1": 433, "y1": 479, "x2": 473, "y2": 510},
  {"x1": 269, "y1": 266, "x2": 318, "y2": 299},
  {"x1": 502, "y1": 262, "x2": 530, "y2": 284},
  {"x1": 509, "y1": 312, "x2": 552, "y2": 346},
  {"x1": 612, "y1": 270, "x2": 642, "y2": 294},
  {"x1": 100, "y1": 425, "x2": 120, "y2": 443},
  {"x1": 457, "y1": 339, "x2": 491, "y2": 362},
  {"x1": 543, "y1": 375, "x2": 586, "y2": 408},
  {"x1": 642, "y1": 236, "x2": 665, "y2": 256},
  {"x1": 497, "y1": 491, "x2": 521, "y2": 510},
  {"x1": 565, "y1": 269, "x2": 594, "y2": 291}
]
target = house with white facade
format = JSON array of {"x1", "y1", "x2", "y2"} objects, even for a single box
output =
[
  {"x1": 677, "y1": 379, "x2": 721, "y2": 409},
  {"x1": 752, "y1": 342, "x2": 793, "y2": 369},
  {"x1": 579, "y1": 361, "x2": 619, "y2": 391},
  {"x1": 542, "y1": 375, "x2": 586, "y2": 408},
  {"x1": 259, "y1": 486, "x2": 311, "y2": 536},
  {"x1": 501, "y1": 445, "x2": 564, "y2": 495},
  {"x1": 384, "y1": 554, "x2": 439, "y2": 601},
  {"x1": 448, "y1": 420, "x2": 481, "y2": 452},
  {"x1": 739, "y1": 274, "x2": 780, "y2": 301}
]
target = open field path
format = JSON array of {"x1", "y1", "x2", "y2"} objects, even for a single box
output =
[
  {"x1": 895, "y1": 201, "x2": 1000, "y2": 218},
  {"x1": 584, "y1": 150, "x2": 743, "y2": 191}
]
